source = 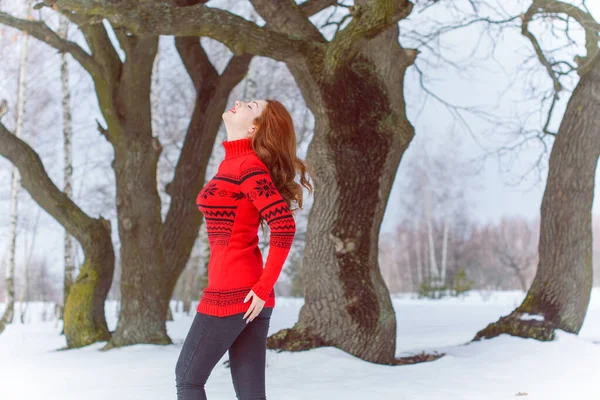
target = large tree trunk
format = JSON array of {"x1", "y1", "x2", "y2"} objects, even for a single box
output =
[
  {"x1": 266, "y1": 24, "x2": 418, "y2": 363},
  {"x1": 104, "y1": 36, "x2": 172, "y2": 348},
  {"x1": 474, "y1": 58, "x2": 600, "y2": 341}
]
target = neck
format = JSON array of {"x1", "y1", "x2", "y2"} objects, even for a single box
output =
[{"x1": 223, "y1": 137, "x2": 253, "y2": 159}]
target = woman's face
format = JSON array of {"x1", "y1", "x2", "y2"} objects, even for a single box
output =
[{"x1": 222, "y1": 99, "x2": 268, "y2": 138}]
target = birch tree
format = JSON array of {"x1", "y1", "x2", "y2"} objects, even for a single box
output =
[
  {"x1": 424, "y1": 183, "x2": 441, "y2": 287},
  {"x1": 0, "y1": 12, "x2": 30, "y2": 333},
  {"x1": 440, "y1": 216, "x2": 450, "y2": 283},
  {"x1": 57, "y1": 14, "x2": 75, "y2": 323}
]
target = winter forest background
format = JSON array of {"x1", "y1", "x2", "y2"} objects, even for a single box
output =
[{"x1": 0, "y1": 0, "x2": 599, "y2": 399}]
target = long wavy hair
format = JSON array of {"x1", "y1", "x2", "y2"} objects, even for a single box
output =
[{"x1": 249, "y1": 99, "x2": 314, "y2": 230}]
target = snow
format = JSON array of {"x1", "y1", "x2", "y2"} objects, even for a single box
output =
[
  {"x1": 520, "y1": 313, "x2": 545, "y2": 321},
  {"x1": 1, "y1": 289, "x2": 599, "y2": 400}
]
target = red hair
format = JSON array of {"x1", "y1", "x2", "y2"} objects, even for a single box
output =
[{"x1": 249, "y1": 99, "x2": 313, "y2": 228}]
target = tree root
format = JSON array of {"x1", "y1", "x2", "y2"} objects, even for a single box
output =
[
  {"x1": 267, "y1": 327, "x2": 328, "y2": 352},
  {"x1": 267, "y1": 326, "x2": 445, "y2": 365},
  {"x1": 473, "y1": 311, "x2": 556, "y2": 342},
  {"x1": 391, "y1": 351, "x2": 445, "y2": 365}
]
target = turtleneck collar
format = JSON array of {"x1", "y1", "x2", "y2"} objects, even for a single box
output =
[{"x1": 222, "y1": 137, "x2": 254, "y2": 159}]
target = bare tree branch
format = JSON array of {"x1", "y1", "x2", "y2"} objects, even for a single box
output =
[
  {"x1": 0, "y1": 11, "x2": 104, "y2": 79},
  {"x1": 321, "y1": 10, "x2": 353, "y2": 36},
  {"x1": 404, "y1": 0, "x2": 598, "y2": 187},
  {"x1": 35, "y1": 0, "x2": 414, "y2": 69},
  {"x1": 517, "y1": 0, "x2": 600, "y2": 135},
  {"x1": 249, "y1": 0, "x2": 326, "y2": 42},
  {"x1": 0, "y1": 120, "x2": 101, "y2": 246},
  {"x1": 525, "y1": 0, "x2": 600, "y2": 76},
  {"x1": 520, "y1": 12, "x2": 561, "y2": 137},
  {"x1": 38, "y1": 0, "x2": 316, "y2": 62},
  {"x1": 77, "y1": 20, "x2": 122, "y2": 82},
  {"x1": 298, "y1": 0, "x2": 338, "y2": 16},
  {"x1": 324, "y1": 0, "x2": 414, "y2": 73},
  {"x1": 174, "y1": 37, "x2": 218, "y2": 90}
]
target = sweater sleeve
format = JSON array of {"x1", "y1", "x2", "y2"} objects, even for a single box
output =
[{"x1": 239, "y1": 156, "x2": 297, "y2": 301}]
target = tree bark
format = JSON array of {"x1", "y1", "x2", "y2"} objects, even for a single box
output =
[
  {"x1": 475, "y1": 58, "x2": 600, "y2": 341},
  {"x1": 263, "y1": 20, "x2": 418, "y2": 362}
]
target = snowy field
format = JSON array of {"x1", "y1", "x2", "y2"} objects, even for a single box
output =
[{"x1": 1, "y1": 289, "x2": 599, "y2": 400}]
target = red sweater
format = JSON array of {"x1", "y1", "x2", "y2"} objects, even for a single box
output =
[{"x1": 195, "y1": 137, "x2": 297, "y2": 317}]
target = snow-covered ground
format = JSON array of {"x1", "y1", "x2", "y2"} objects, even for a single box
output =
[{"x1": 1, "y1": 289, "x2": 599, "y2": 400}]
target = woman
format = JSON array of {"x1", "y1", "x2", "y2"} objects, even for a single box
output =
[{"x1": 175, "y1": 99, "x2": 313, "y2": 400}]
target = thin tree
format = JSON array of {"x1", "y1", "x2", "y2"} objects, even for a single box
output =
[
  {"x1": 492, "y1": 217, "x2": 538, "y2": 292},
  {"x1": 0, "y1": 8, "x2": 30, "y2": 333},
  {"x1": 57, "y1": 14, "x2": 75, "y2": 323}
]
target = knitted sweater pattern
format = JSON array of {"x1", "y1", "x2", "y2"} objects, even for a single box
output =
[{"x1": 195, "y1": 137, "x2": 296, "y2": 317}]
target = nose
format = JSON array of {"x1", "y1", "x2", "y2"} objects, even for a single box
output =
[{"x1": 235, "y1": 100, "x2": 240, "y2": 108}]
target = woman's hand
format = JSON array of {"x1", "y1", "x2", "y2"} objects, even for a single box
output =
[{"x1": 242, "y1": 290, "x2": 265, "y2": 323}]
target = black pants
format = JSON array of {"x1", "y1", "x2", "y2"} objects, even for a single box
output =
[{"x1": 175, "y1": 307, "x2": 273, "y2": 400}]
